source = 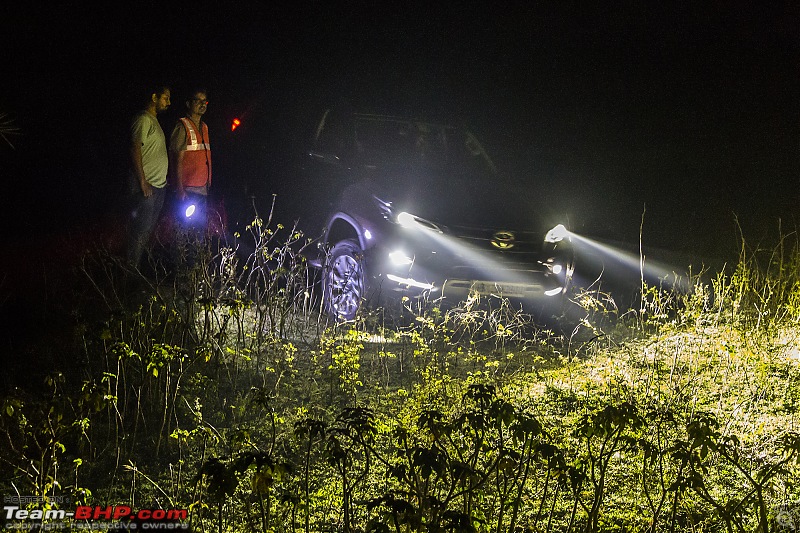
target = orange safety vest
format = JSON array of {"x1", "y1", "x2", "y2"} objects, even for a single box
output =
[{"x1": 179, "y1": 117, "x2": 212, "y2": 188}]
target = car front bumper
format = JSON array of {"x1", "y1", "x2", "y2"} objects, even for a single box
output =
[{"x1": 366, "y1": 230, "x2": 572, "y2": 308}]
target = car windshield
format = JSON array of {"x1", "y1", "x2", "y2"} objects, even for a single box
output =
[{"x1": 353, "y1": 116, "x2": 496, "y2": 180}]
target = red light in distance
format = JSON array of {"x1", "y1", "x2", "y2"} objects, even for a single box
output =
[{"x1": 231, "y1": 118, "x2": 241, "y2": 132}]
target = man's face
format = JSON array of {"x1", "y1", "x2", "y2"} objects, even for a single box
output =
[
  {"x1": 154, "y1": 90, "x2": 171, "y2": 113},
  {"x1": 188, "y1": 93, "x2": 208, "y2": 117}
]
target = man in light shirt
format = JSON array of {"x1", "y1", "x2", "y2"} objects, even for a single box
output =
[{"x1": 127, "y1": 84, "x2": 171, "y2": 269}]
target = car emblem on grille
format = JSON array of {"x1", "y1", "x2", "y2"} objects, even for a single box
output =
[{"x1": 491, "y1": 230, "x2": 515, "y2": 249}]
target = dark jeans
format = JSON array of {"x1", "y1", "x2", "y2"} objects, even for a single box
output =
[{"x1": 127, "y1": 186, "x2": 166, "y2": 269}]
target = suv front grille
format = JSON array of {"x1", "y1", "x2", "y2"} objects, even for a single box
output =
[
  {"x1": 437, "y1": 225, "x2": 549, "y2": 282},
  {"x1": 447, "y1": 225, "x2": 542, "y2": 254}
]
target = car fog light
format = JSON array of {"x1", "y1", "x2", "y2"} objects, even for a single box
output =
[
  {"x1": 389, "y1": 250, "x2": 413, "y2": 266},
  {"x1": 387, "y1": 274, "x2": 435, "y2": 291},
  {"x1": 185, "y1": 204, "x2": 196, "y2": 218}
]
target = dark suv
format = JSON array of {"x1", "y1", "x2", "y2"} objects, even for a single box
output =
[{"x1": 298, "y1": 111, "x2": 573, "y2": 321}]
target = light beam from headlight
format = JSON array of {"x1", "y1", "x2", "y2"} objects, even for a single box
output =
[
  {"x1": 566, "y1": 232, "x2": 690, "y2": 292},
  {"x1": 389, "y1": 250, "x2": 413, "y2": 266},
  {"x1": 401, "y1": 224, "x2": 556, "y2": 290}
]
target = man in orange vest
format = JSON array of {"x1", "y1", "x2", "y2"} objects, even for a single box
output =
[{"x1": 170, "y1": 89, "x2": 212, "y2": 231}]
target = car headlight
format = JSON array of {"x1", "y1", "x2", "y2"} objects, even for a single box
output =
[
  {"x1": 396, "y1": 211, "x2": 444, "y2": 233},
  {"x1": 397, "y1": 211, "x2": 416, "y2": 227},
  {"x1": 545, "y1": 224, "x2": 569, "y2": 243},
  {"x1": 373, "y1": 196, "x2": 444, "y2": 233}
]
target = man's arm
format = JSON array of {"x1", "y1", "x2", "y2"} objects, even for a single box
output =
[
  {"x1": 170, "y1": 123, "x2": 187, "y2": 200},
  {"x1": 174, "y1": 150, "x2": 187, "y2": 200},
  {"x1": 130, "y1": 140, "x2": 153, "y2": 197}
]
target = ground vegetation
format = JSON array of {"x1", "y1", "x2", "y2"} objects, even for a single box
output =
[{"x1": 1, "y1": 217, "x2": 799, "y2": 532}]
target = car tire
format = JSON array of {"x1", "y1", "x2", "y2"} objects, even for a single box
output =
[{"x1": 323, "y1": 239, "x2": 366, "y2": 321}]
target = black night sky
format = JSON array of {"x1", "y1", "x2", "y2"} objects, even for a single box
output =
[{"x1": 1, "y1": 2, "x2": 798, "y2": 264}]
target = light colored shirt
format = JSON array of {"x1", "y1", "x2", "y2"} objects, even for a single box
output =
[{"x1": 131, "y1": 112, "x2": 168, "y2": 188}]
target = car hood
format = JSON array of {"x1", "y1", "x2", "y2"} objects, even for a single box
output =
[{"x1": 339, "y1": 169, "x2": 552, "y2": 233}]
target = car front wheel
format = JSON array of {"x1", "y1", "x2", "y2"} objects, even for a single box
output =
[{"x1": 323, "y1": 239, "x2": 366, "y2": 321}]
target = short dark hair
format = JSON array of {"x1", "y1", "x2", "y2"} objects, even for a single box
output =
[
  {"x1": 146, "y1": 84, "x2": 171, "y2": 105},
  {"x1": 187, "y1": 88, "x2": 208, "y2": 102}
]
